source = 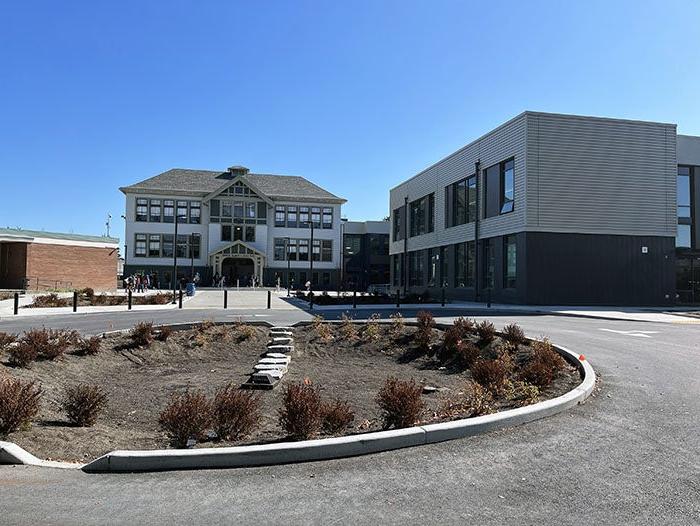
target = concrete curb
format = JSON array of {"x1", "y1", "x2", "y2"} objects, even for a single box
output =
[{"x1": 1, "y1": 330, "x2": 595, "y2": 473}]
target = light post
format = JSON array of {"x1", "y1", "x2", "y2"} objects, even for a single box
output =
[
  {"x1": 309, "y1": 218, "x2": 314, "y2": 293},
  {"x1": 172, "y1": 208, "x2": 179, "y2": 304},
  {"x1": 285, "y1": 237, "x2": 291, "y2": 297},
  {"x1": 189, "y1": 232, "x2": 199, "y2": 281},
  {"x1": 120, "y1": 215, "x2": 127, "y2": 283}
]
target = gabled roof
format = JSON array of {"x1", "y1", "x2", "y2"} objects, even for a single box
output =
[{"x1": 119, "y1": 168, "x2": 346, "y2": 204}]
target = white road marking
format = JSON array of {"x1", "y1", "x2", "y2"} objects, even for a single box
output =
[{"x1": 599, "y1": 328, "x2": 659, "y2": 338}]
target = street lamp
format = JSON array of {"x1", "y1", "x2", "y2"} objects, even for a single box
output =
[
  {"x1": 172, "y1": 207, "x2": 180, "y2": 304},
  {"x1": 309, "y1": 218, "x2": 314, "y2": 293},
  {"x1": 190, "y1": 232, "x2": 200, "y2": 281},
  {"x1": 285, "y1": 237, "x2": 291, "y2": 297}
]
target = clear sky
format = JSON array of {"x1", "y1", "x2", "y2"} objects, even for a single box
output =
[{"x1": 1, "y1": 0, "x2": 699, "y2": 241}]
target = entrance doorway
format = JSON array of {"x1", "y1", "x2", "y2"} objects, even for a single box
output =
[
  {"x1": 676, "y1": 255, "x2": 700, "y2": 304},
  {"x1": 221, "y1": 257, "x2": 255, "y2": 287}
]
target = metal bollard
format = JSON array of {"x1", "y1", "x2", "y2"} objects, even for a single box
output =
[
  {"x1": 309, "y1": 294, "x2": 313, "y2": 311},
  {"x1": 14, "y1": 292, "x2": 19, "y2": 315},
  {"x1": 224, "y1": 289, "x2": 228, "y2": 309},
  {"x1": 487, "y1": 288, "x2": 492, "y2": 308},
  {"x1": 267, "y1": 290, "x2": 271, "y2": 309},
  {"x1": 353, "y1": 289, "x2": 357, "y2": 309},
  {"x1": 128, "y1": 290, "x2": 132, "y2": 310},
  {"x1": 179, "y1": 287, "x2": 183, "y2": 309},
  {"x1": 73, "y1": 291, "x2": 78, "y2": 312},
  {"x1": 396, "y1": 291, "x2": 400, "y2": 308},
  {"x1": 441, "y1": 288, "x2": 445, "y2": 307}
]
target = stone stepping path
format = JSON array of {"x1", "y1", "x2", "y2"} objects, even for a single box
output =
[{"x1": 242, "y1": 326, "x2": 295, "y2": 390}]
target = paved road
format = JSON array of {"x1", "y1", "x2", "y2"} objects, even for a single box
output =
[{"x1": 1, "y1": 311, "x2": 699, "y2": 525}]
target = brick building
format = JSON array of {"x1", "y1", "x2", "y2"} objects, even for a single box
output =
[{"x1": 0, "y1": 228, "x2": 120, "y2": 290}]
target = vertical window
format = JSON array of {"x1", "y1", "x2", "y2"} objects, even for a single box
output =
[
  {"x1": 176, "y1": 201, "x2": 188, "y2": 223},
  {"x1": 288, "y1": 239, "x2": 298, "y2": 261},
  {"x1": 149, "y1": 200, "x2": 161, "y2": 222},
  {"x1": 298, "y1": 239, "x2": 309, "y2": 261},
  {"x1": 466, "y1": 241, "x2": 475, "y2": 287},
  {"x1": 467, "y1": 177, "x2": 477, "y2": 223},
  {"x1": 246, "y1": 202, "x2": 256, "y2": 219},
  {"x1": 222, "y1": 201, "x2": 232, "y2": 218},
  {"x1": 287, "y1": 206, "x2": 297, "y2": 227},
  {"x1": 504, "y1": 235, "x2": 516, "y2": 288},
  {"x1": 393, "y1": 207, "x2": 403, "y2": 241},
  {"x1": 311, "y1": 207, "x2": 321, "y2": 228},
  {"x1": 500, "y1": 159, "x2": 515, "y2": 214},
  {"x1": 322, "y1": 207, "x2": 333, "y2": 229},
  {"x1": 439, "y1": 246, "x2": 449, "y2": 287},
  {"x1": 163, "y1": 200, "x2": 174, "y2": 223},
  {"x1": 299, "y1": 207, "x2": 310, "y2": 227},
  {"x1": 677, "y1": 166, "x2": 693, "y2": 248},
  {"x1": 321, "y1": 240, "x2": 332, "y2": 262},
  {"x1": 275, "y1": 206, "x2": 286, "y2": 227},
  {"x1": 136, "y1": 199, "x2": 148, "y2": 222},
  {"x1": 392, "y1": 255, "x2": 401, "y2": 286},
  {"x1": 428, "y1": 248, "x2": 438, "y2": 287},
  {"x1": 148, "y1": 234, "x2": 161, "y2": 257},
  {"x1": 483, "y1": 239, "x2": 495, "y2": 289},
  {"x1": 455, "y1": 180, "x2": 467, "y2": 225},
  {"x1": 408, "y1": 250, "x2": 424, "y2": 286},
  {"x1": 135, "y1": 234, "x2": 147, "y2": 256},
  {"x1": 233, "y1": 225, "x2": 244, "y2": 241},
  {"x1": 312, "y1": 239, "x2": 321, "y2": 261},
  {"x1": 408, "y1": 194, "x2": 434, "y2": 237},
  {"x1": 189, "y1": 234, "x2": 201, "y2": 259},
  {"x1": 428, "y1": 193, "x2": 434, "y2": 233},
  {"x1": 176, "y1": 235, "x2": 188, "y2": 258},
  {"x1": 189, "y1": 202, "x2": 201, "y2": 224},
  {"x1": 245, "y1": 226, "x2": 255, "y2": 242},
  {"x1": 233, "y1": 201, "x2": 244, "y2": 219},
  {"x1": 455, "y1": 243, "x2": 466, "y2": 287},
  {"x1": 274, "y1": 238, "x2": 286, "y2": 261},
  {"x1": 677, "y1": 225, "x2": 691, "y2": 248},
  {"x1": 221, "y1": 225, "x2": 232, "y2": 241},
  {"x1": 162, "y1": 234, "x2": 174, "y2": 257}
]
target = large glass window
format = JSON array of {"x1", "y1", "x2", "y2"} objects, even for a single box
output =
[
  {"x1": 176, "y1": 201, "x2": 188, "y2": 223},
  {"x1": 312, "y1": 239, "x2": 321, "y2": 261},
  {"x1": 344, "y1": 234, "x2": 361, "y2": 255},
  {"x1": 189, "y1": 202, "x2": 201, "y2": 224},
  {"x1": 274, "y1": 238, "x2": 286, "y2": 261},
  {"x1": 392, "y1": 206, "x2": 404, "y2": 241},
  {"x1": 311, "y1": 207, "x2": 321, "y2": 228},
  {"x1": 288, "y1": 239, "x2": 298, "y2": 261},
  {"x1": 287, "y1": 206, "x2": 297, "y2": 227},
  {"x1": 500, "y1": 159, "x2": 515, "y2": 214},
  {"x1": 677, "y1": 224, "x2": 691, "y2": 249},
  {"x1": 148, "y1": 234, "x2": 161, "y2": 257},
  {"x1": 189, "y1": 234, "x2": 201, "y2": 259},
  {"x1": 677, "y1": 166, "x2": 693, "y2": 248},
  {"x1": 233, "y1": 201, "x2": 244, "y2": 219},
  {"x1": 163, "y1": 200, "x2": 174, "y2": 223},
  {"x1": 439, "y1": 245, "x2": 449, "y2": 287},
  {"x1": 408, "y1": 250, "x2": 424, "y2": 286},
  {"x1": 221, "y1": 201, "x2": 232, "y2": 218},
  {"x1": 504, "y1": 235, "x2": 516, "y2": 288},
  {"x1": 445, "y1": 176, "x2": 476, "y2": 227},
  {"x1": 298, "y1": 239, "x2": 309, "y2": 261},
  {"x1": 467, "y1": 177, "x2": 477, "y2": 222},
  {"x1": 428, "y1": 248, "x2": 438, "y2": 287},
  {"x1": 483, "y1": 239, "x2": 496, "y2": 289},
  {"x1": 321, "y1": 240, "x2": 332, "y2": 262},
  {"x1": 162, "y1": 234, "x2": 174, "y2": 257},
  {"x1": 409, "y1": 194, "x2": 434, "y2": 237},
  {"x1": 149, "y1": 200, "x2": 161, "y2": 222},
  {"x1": 275, "y1": 206, "x2": 286, "y2": 227},
  {"x1": 299, "y1": 207, "x2": 310, "y2": 227},
  {"x1": 176, "y1": 234, "x2": 188, "y2": 258},
  {"x1": 322, "y1": 208, "x2": 333, "y2": 229},
  {"x1": 455, "y1": 243, "x2": 466, "y2": 287},
  {"x1": 136, "y1": 199, "x2": 148, "y2": 222},
  {"x1": 246, "y1": 202, "x2": 256, "y2": 219},
  {"x1": 135, "y1": 234, "x2": 147, "y2": 256}
]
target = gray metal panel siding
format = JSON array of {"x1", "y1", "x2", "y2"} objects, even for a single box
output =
[
  {"x1": 389, "y1": 113, "x2": 528, "y2": 255},
  {"x1": 677, "y1": 135, "x2": 700, "y2": 165},
  {"x1": 525, "y1": 113, "x2": 677, "y2": 237}
]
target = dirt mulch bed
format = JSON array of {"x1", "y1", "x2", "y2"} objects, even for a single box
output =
[
  {"x1": 1, "y1": 322, "x2": 581, "y2": 463},
  {"x1": 24, "y1": 292, "x2": 174, "y2": 308}
]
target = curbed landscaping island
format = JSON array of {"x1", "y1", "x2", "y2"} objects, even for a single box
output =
[{"x1": 0, "y1": 315, "x2": 583, "y2": 464}]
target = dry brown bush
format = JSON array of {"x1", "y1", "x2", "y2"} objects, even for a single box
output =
[
  {"x1": 212, "y1": 383, "x2": 261, "y2": 440},
  {"x1": 62, "y1": 384, "x2": 108, "y2": 426},
  {"x1": 0, "y1": 376, "x2": 42, "y2": 436},
  {"x1": 320, "y1": 398, "x2": 355, "y2": 434},
  {"x1": 362, "y1": 313, "x2": 382, "y2": 341},
  {"x1": 158, "y1": 390, "x2": 213, "y2": 448},
  {"x1": 389, "y1": 312, "x2": 405, "y2": 337},
  {"x1": 278, "y1": 381, "x2": 323, "y2": 440},
  {"x1": 375, "y1": 376, "x2": 424, "y2": 429},
  {"x1": 438, "y1": 381, "x2": 494, "y2": 419},
  {"x1": 76, "y1": 336, "x2": 101, "y2": 356},
  {"x1": 476, "y1": 320, "x2": 496, "y2": 344},
  {"x1": 339, "y1": 313, "x2": 358, "y2": 340},
  {"x1": 502, "y1": 323, "x2": 526, "y2": 345},
  {"x1": 131, "y1": 322, "x2": 154, "y2": 347},
  {"x1": 470, "y1": 358, "x2": 508, "y2": 391}
]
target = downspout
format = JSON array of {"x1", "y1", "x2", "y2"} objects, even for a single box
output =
[
  {"x1": 474, "y1": 160, "x2": 481, "y2": 301},
  {"x1": 403, "y1": 195, "x2": 408, "y2": 297}
]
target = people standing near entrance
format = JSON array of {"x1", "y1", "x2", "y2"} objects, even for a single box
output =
[
  {"x1": 305, "y1": 280, "x2": 311, "y2": 292},
  {"x1": 221, "y1": 275, "x2": 226, "y2": 288}
]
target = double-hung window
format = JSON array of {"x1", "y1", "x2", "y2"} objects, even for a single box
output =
[
  {"x1": 298, "y1": 239, "x2": 309, "y2": 261},
  {"x1": 136, "y1": 199, "x2": 148, "y2": 222},
  {"x1": 176, "y1": 201, "x2": 188, "y2": 223},
  {"x1": 189, "y1": 202, "x2": 201, "y2": 224},
  {"x1": 321, "y1": 240, "x2": 332, "y2": 262},
  {"x1": 311, "y1": 207, "x2": 321, "y2": 228},
  {"x1": 149, "y1": 200, "x2": 161, "y2": 222},
  {"x1": 274, "y1": 238, "x2": 286, "y2": 261},
  {"x1": 287, "y1": 206, "x2": 297, "y2": 227},
  {"x1": 322, "y1": 208, "x2": 333, "y2": 228},
  {"x1": 135, "y1": 234, "x2": 147, "y2": 257},
  {"x1": 163, "y1": 200, "x2": 174, "y2": 223},
  {"x1": 148, "y1": 234, "x2": 161, "y2": 257},
  {"x1": 275, "y1": 206, "x2": 286, "y2": 227},
  {"x1": 312, "y1": 239, "x2": 321, "y2": 261}
]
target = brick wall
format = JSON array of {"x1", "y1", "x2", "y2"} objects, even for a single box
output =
[{"x1": 25, "y1": 243, "x2": 118, "y2": 291}]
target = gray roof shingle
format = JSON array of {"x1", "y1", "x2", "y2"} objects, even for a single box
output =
[{"x1": 119, "y1": 168, "x2": 346, "y2": 203}]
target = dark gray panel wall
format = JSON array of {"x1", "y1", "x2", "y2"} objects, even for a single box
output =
[{"x1": 524, "y1": 232, "x2": 675, "y2": 305}]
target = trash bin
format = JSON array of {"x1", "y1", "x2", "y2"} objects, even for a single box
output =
[{"x1": 186, "y1": 283, "x2": 196, "y2": 297}]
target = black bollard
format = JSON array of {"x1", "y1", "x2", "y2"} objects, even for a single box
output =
[
  {"x1": 309, "y1": 293, "x2": 313, "y2": 311},
  {"x1": 487, "y1": 288, "x2": 492, "y2": 308},
  {"x1": 353, "y1": 289, "x2": 357, "y2": 309},
  {"x1": 128, "y1": 290, "x2": 132, "y2": 310},
  {"x1": 13, "y1": 292, "x2": 19, "y2": 315},
  {"x1": 267, "y1": 290, "x2": 271, "y2": 309},
  {"x1": 441, "y1": 288, "x2": 445, "y2": 307},
  {"x1": 224, "y1": 289, "x2": 228, "y2": 309},
  {"x1": 179, "y1": 287, "x2": 183, "y2": 309},
  {"x1": 396, "y1": 291, "x2": 400, "y2": 308},
  {"x1": 73, "y1": 291, "x2": 78, "y2": 312}
]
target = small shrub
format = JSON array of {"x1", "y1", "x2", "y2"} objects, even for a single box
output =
[
  {"x1": 146, "y1": 292, "x2": 173, "y2": 305},
  {"x1": 521, "y1": 338, "x2": 567, "y2": 388},
  {"x1": 131, "y1": 322, "x2": 154, "y2": 347},
  {"x1": 339, "y1": 313, "x2": 358, "y2": 340},
  {"x1": 470, "y1": 358, "x2": 508, "y2": 392},
  {"x1": 438, "y1": 381, "x2": 494, "y2": 419},
  {"x1": 13, "y1": 328, "x2": 72, "y2": 362},
  {"x1": 502, "y1": 323, "x2": 526, "y2": 345},
  {"x1": 158, "y1": 390, "x2": 213, "y2": 448},
  {"x1": 375, "y1": 376, "x2": 424, "y2": 429},
  {"x1": 80, "y1": 287, "x2": 95, "y2": 300},
  {"x1": 320, "y1": 398, "x2": 355, "y2": 434},
  {"x1": 279, "y1": 381, "x2": 323, "y2": 440},
  {"x1": 0, "y1": 376, "x2": 42, "y2": 436},
  {"x1": 389, "y1": 312, "x2": 405, "y2": 336},
  {"x1": 502, "y1": 380, "x2": 540, "y2": 406},
  {"x1": 233, "y1": 321, "x2": 256, "y2": 341},
  {"x1": 62, "y1": 384, "x2": 107, "y2": 426},
  {"x1": 156, "y1": 326, "x2": 173, "y2": 342},
  {"x1": 212, "y1": 383, "x2": 261, "y2": 440},
  {"x1": 8, "y1": 341, "x2": 37, "y2": 367},
  {"x1": 453, "y1": 316, "x2": 475, "y2": 336},
  {"x1": 311, "y1": 315, "x2": 325, "y2": 330},
  {"x1": 440, "y1": 325, "x2": 463, "y2": 361},
  {"x1": 476, "y1": 320, "x2": 496, "y2": 344},
  {"x1": 363, "y1": 313, "x2": 382, "y2": 341},
  {"x1": 31, "y1": 293, "x2": 69, "y2": 308},
  {"x1": 314, "y1": 321, "x2": 334, "y2": 343},
  {"x1": 456, "y1": 340, "x2": 480, "y2": 367},
  {"x1": 76, "y1": 336, "x2": 101, "y2": 356},
  {"x1": 196, "y1": 320, "x2": 216, "y2": 333},
  {"x1": 0, "y1": 332, "x2": 17, "y2": 352},
  {"x1": 415, "y1": 311, "x2": 435, "y2": 350}
]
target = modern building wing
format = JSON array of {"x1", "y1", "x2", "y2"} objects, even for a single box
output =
[
  {"x1": 342, "y1": 220, "x2": 390, "y2": 290},
  {"x1": 389, "y1": 111, "x2": 699, "y2": 305},
  {"x1": 120, "y1": 165, "x2": 347, "y2": 289}
]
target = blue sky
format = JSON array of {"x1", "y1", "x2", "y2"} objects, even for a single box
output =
[{"x1": 1, "y1": 0, "x2": 699, "y2": 240}]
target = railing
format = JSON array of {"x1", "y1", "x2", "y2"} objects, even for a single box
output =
[{"x1": 22, "y1": 277, "x2": 73, "y2": 291}]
